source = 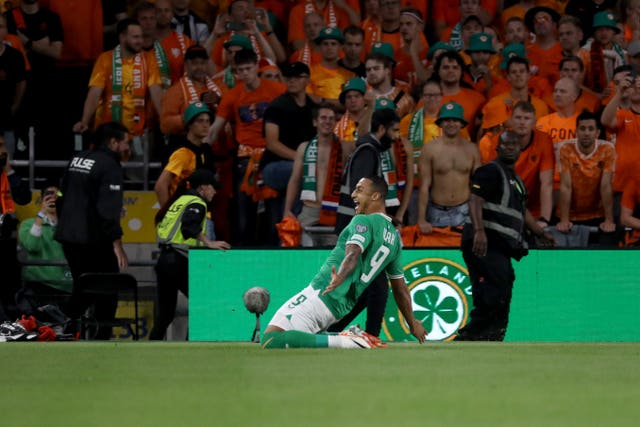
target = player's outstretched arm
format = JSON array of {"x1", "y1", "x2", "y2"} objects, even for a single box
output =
[
  {"x1": 390, "y1": 277, "x2": 427, "y2": 343},
  {"x1": 322, "y1": 243, "x2": 362, "y2": 295}
]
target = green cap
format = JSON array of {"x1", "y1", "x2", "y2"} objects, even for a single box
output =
[
  {"x1": 374, "y1": 97, "x2": 396, "y2": 111},
  {"x1": 184, "y1": 102, "x2": 212, "y2": 126},
  {"x1": 223, "y1": 34, "x2": 253, "y2": 50},
  {"x1": 370, "y1": 41, "x2": 396, "y2": 63},
  {"x1": 500, "y1": 43, "x2": 528, "y2": 69},
  {"x1": 593, "y1": 11, "x2": 621, "y2": 33},
  {"x1": 314, "y1": 26, "x2": 345, "y2": 44},
  {"x1": 435, "y1": 102, "x2": 467, "y2": 126},
  {"x1": 427, "y1": 41, "x2": 454, "y2": 61},
  {"x1": 339, "y1": 78, "x2": 366, "y2": 104},
  {"x1": 466, "y1": 32, "x2": 496, "y2": 54}
]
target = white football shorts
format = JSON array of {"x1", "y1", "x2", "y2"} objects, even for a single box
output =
[{"x1": 268, "y1": 285, "x2": 337, "y2": 333}]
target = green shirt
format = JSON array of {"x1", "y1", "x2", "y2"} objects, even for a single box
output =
[{"x1": 313, "y1": 213, "x2": 404, "y2": 319}]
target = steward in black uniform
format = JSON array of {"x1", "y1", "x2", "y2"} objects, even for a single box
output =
[
  {"x1": 55, "y1": 122, "x2": 130, "y2": 340},
  {"x1": 455, "y1": 131, "x2": 554, "y2": 341}
]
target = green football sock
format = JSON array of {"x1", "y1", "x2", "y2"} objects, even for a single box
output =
[{"x1": 261, "y1": 331, "x2": 329, "y2": 349}]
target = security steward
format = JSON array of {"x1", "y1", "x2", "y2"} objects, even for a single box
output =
[
  {"x1": 455, "y1": 130, "x2": 554, "y2": 341},
  {"x1": 55, "y1": 122, "x2": 130, "y2": 340},
  {"x1": 149, "y1": 168, "x2": 231, "y2": 340}
]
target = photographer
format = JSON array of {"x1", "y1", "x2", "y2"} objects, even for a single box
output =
[
  {"x1": 18, "y1": 186, "x2": 72, "y2": 308},
  {"x1": 0, "y1": 136, "x2": 31, "y2": 321}
]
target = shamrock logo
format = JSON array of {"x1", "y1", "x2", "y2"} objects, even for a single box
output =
[{"x1": 412, "y1": 284, "x2": 460, "y2": 335}]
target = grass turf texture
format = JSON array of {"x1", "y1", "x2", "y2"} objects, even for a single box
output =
[{"x1": 2, "y1": 342, "x2": 639, "y2": 427}]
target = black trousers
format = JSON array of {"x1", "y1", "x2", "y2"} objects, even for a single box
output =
[
  {"x1": 62, "y1": 242, "x2": 119, "y2": 340},
  {"x1": 456, "y1": 241, "x2": 515, "y2": 341},
  {"x1": 149, "y1": 247, "x2": 189, "y2": 340},
  {"x1": 327, "y1": 272, "x2": 389, "y2": 337},
  {"x1": 0, "y1": 237, "x2": 20, "y2": 322}
]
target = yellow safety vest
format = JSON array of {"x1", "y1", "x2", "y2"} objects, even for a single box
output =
[{"x1": 157, "y1": 194, "x2": 207, "y2": 254}]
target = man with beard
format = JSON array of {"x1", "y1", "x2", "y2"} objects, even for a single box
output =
[
  {"x1": 455, "y1": 130, "x2": 554, "y2": 341},
  {"x1": 73, "y1": 19, "x2": 163, "y2": 139},
  {"x1": 417, "y1": 102, "x2": 481, "y2": 235},
  {"x1": 55, "y1": 122, "x2": 131, "y2": 340}
]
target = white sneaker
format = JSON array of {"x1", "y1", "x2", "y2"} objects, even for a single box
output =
[{"x1": 330, "y1": 332, "x2": 373, "y2": 349}]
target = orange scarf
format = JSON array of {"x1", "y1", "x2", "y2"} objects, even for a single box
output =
[{"x1": 0, "y1": 172, "x2": 15, "y2": 214}]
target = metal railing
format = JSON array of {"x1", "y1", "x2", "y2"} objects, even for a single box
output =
[{"x1": 9, "y1": 127, "x2": 162, "y2": 190}]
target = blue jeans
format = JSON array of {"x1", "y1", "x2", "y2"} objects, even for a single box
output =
[{"x1": 262, "y1": 160, "x2": 294, "y2": 246}]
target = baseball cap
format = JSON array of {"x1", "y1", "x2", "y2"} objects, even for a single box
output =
[
  {"x1": 339, "y1": 78, "x2": 366, "y2": 104},
  {"x1": 223, "y1": 34, "x2": 253, "y2": 50},
  {"x1": 314, "y1": 26, "x2": 345, "y2": 44},
  {"x1": 185, "y1": 45, "x2": 209, "y2": 61},
  {"x1": 183, "y1": 102, "x2": 212, "y2": 126},
  {"x1": 282, "y1": 61, "x2": 311, "y2": 77},
  {"x1": 436, "y1": 102, "x2": 467, "y2": 126},
  {"x1": 188, "y1": 168, "x2": 219, "y2": 189}
]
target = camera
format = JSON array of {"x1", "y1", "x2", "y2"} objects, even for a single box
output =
[{"x1": 225, "y1": 21, "x2": 246, "y2": 32}]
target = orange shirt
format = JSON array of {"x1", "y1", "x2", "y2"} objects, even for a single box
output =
[
  {"x1": 527, "y1": 42, "x2": 563, "y2": 87},
  {"x1": 442, "y1": 87, "x2": 486, "y2": 137},
  {"x1": 479, "y1": 129, "x2": 554, "y2": 216},
  {"x1": 393, "y1": 43, "x2": 429, "y2": 89},
  {"x1": 164, "y1": 147, "x2": 205, "y2": 197},
  {"x1": 160, "y1": 75, "x2": 228, "y2": 135},
  {"x1": 558, "y1": 139, "x2": 615, "y2": 221},
  {"x1": 488, "y1": 74, "x2": 553, "y2": 100},
  {"x1": 611, "y1": 109, "x2": 640, "y2": 193},
  {"x1": 49, "y1": 0, "x2": 103, "y2": 66},
  {"x1": 307, "y1": 64, "x2": 355, "y2": 100},
  {"x1": 88, "y1": 49, "x2": 162, "y2": 135},
  {"x1": 373, "y1": 86, "x2": 415, "y2": 119},
  {"x1": 543, "y1": 88, "x2": 601, "y2": 114},
  {"x1": 3, "y1": 33, "x2": 30, "y2": 70},
  {"x1": 536, "y1": 111, "x2": 579, "y2": 186},
  {"x1": 211, "y1": 32, "x2": 267, "y2": 69},
  {"x1": 158, "y1": 31, "x2": 194, "y2": 85},
  {"x1": 288, "y1": 1, "x2": 351, "y2": 44},
  {"x1": 621, "y1": 177, "x2": 640, "y2": 211},
  {"x1": 481, "y1": 91, "x2": 549, "y2": 130},
  {"x1": 432, "y1": 0, "x2": 497, "y2": 28},
  {"x1": 289, "y1": 45, "x2": 323, "y2": 67},
  {"x1": 216, "y1": 78, "x2": 286, "y2": 154}
]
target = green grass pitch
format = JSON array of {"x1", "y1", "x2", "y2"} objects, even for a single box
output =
[{"x1": 2, "y1": 342, "x2": 639, "y2": 427}]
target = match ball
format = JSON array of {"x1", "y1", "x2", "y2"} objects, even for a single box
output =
[{"x1": 243, "y1": 287, "x2": 270, "y2": 315}]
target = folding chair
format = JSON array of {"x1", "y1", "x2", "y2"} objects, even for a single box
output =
[{"x1": 77, "y1": 272, "x2": 139, "y2": 340}]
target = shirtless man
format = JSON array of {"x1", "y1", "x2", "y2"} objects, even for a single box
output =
[
  {"x1": 284, "y1": 104, "x2": 346, "y2": 246},
  {"x1": 417, "y1": 102, "x2": 481, "y2": 234}
]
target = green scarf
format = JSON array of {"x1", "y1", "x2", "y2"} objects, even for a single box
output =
[
  {"x1": 301, "y1": 136, "x2": 319, "y2": 201},
  {"x1": 153, "y1": 39, "x2": 172, "y2": 89},
  {"x1": 223, "y1": 66, "x2": 236, "y2": 89},
  {"x1": 379, "y1": 149, "x2": 399, "y2": 207}
]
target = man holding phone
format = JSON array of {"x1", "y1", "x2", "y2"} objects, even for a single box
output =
[{"x1": 207, "y1": 0, "x2": 285, "y2": 69}]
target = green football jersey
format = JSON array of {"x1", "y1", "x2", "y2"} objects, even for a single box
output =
[{"x1": 312, "y1": 213, "x2": 404, "y2": 319}]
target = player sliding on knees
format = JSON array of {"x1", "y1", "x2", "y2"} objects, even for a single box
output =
[{"x1": 262, "y1": 176, "x2": 427, "y2": 349}]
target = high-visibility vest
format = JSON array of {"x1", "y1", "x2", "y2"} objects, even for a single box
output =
[{"x1": 157, "y1": 194, "x2": 206, "y2": 254}]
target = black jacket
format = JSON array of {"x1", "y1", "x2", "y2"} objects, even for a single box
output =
[{"x1": 55, "y1": 146, "x2": 124, "y2": 245}]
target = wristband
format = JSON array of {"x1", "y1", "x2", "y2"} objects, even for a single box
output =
[{"x1": 37, "y1": 211, "x2": 47, "y2": 220}]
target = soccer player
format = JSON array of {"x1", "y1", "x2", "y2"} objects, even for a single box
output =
[{"x1": 262, "y1": 176, "x2": 427, "y2": 349}]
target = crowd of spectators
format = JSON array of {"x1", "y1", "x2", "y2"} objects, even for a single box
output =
[{"x1": 4, "y1": 0, "x2": 640, "y2": 328}]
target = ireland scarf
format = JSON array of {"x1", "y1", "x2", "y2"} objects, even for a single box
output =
[
  {"x1": 301, "y1": 136, "x2": 343, "y2": 225},
  {"x1": 111, "y1": 45, "x2": 146, "y2": 135}
]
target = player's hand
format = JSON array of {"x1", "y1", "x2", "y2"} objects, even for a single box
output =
[
  {"x1": 322, "y1": 266, "x2": 343, "y2": 295},
  {"x1": 472, "y1": 229, "x2": 487, "y2": 257},
  {"x1": 418, "y1": 218, "x2": 432, "y2": 235},
  {"x1": 410, "y1": 319, "x2": 427, "y2": 343}
]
